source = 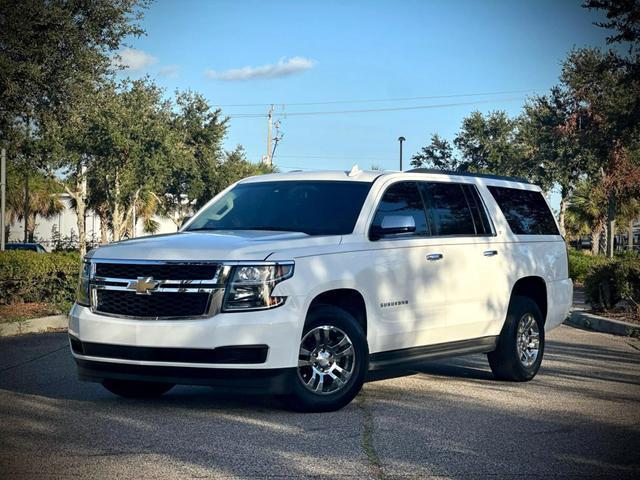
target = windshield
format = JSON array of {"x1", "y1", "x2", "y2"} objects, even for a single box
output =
[{"x1": 187, "y1": 181, "x2": 372, "y2": 236}]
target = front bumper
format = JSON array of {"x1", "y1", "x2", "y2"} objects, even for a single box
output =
[
  {"x1": 75, "y1": 357, "x2": 296, "y2": 394},
  {"x1": 69, "y1": 297, "x2": 304, "y2": 391}
]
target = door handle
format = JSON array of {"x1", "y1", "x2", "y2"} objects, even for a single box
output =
[
  {"x1": 483, "y1": 250, "x2": 498, "y2": 257},
  {"x1": 426, "y1": 253, "x2": 443, "y2": 261}
]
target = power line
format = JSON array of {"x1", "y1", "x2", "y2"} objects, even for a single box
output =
[
  {"x1": 215, "y1": 88, "x2": 535, "y2": 108},
  {"x1": 225, "y1": 96, "x2": 525, "y2": 118}
]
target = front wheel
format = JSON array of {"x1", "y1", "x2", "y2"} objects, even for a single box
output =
[
  {"x1": 102, "y1": 379, "x2": 174, "y2": 398},
  {"x1": 488, "y1": 296, "x2": 545, "y2": 381},
  {"x1": 283, "y1": 305, "x2": 368, "y2": 412}
]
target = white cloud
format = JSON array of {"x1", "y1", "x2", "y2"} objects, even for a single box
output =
[
  {"x1": 112, "y1": 48, "x2": 158, "y2": 72},
  {"x1": 204, "y1": 56, "x2": 315, "y2": 81},
  {"x1": 158, "y1": 64, "x2": 180, "y2": 78}
]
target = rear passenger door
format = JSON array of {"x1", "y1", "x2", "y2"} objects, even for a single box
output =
[{"x1": 418, "y1": 181, "x2": 503, "y2": 341}]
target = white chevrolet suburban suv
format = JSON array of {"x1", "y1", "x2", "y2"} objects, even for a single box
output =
[{"x1": 70, "y1": 168, "x2": 573, "y2": 411}]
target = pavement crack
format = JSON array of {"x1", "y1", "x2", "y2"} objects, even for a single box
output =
[
  {"x1": 0, "y1": 343, "x2": 68, "y2": 373},
  {"x1": 357, "y1": 390, "x2": 384, "y2": 480}
]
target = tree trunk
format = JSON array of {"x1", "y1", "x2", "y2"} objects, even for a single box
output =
[
  {"x1": 76, "y1": 194, "x2": 86, "y2": 256},
  {"x1": 558, "y1": 189, "x2": 568, "y2": 237},
  {"x1": 112, "y1": 169, "x2": 123, "y2": 241},
  {"x1": 23, "y1": 172, "x2": 29, "y2": 243},
  {"x1": 26, "y1": 212, "x2": 36, "y2": 243},
  {"x1": 99, "y1": 213, "x2": 109, "y2": 244},
  {"x1": 630, "y1": 220, "x2": 635, "y2": 252},
  {"x1": 591, "y1": 221, "x2": 603, "y2": 256},
  {"x1": 606, "y1": 192, "x2": 617, "y2": 258}
]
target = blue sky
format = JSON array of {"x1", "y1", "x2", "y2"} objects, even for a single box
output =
[{"x1": 118, "y1": 0, "x2": 609, "y2": 191}]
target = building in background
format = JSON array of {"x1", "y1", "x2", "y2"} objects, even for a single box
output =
[{"x1": 6, "y1": 194, "x2": 178, "y2": 251}]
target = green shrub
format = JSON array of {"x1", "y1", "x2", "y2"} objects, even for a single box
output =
[
  {"x1": 584, "y1": 256, "x2": 640, "y2": 314},
  {"x1": 568, "y1": 249, "x2": 608, "y2": 284},
  {"x1": 0, "y1": 251, "x2": 80, "y2": 305}
]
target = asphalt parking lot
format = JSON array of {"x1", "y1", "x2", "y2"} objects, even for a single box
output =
[{"x1": 0, "y1": 325, "x2": 639, "y2": 479}]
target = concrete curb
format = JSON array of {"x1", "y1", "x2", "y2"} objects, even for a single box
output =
[
  {"x1": 565, "y1": 309, "x2": 640, "y2": 337},
  {"x1": 0, "y1": 314, "x2": 68, "y2": 337}
]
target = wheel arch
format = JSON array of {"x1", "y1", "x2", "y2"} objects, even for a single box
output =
[
  {"x1": 307, "y1": 288, "x2": 368, "y2": 335},
  {"x1": 510, "y1": 276, "x2": 548, "y2": 324}
]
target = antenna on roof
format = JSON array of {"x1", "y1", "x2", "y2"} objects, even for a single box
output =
[{"x1": 347, "y1": 164, "x2": 362, "y2": 177}]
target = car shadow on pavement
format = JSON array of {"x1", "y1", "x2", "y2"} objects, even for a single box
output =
[{"x1": 1, "y1": 330, "x2": 640, "y2": 479}]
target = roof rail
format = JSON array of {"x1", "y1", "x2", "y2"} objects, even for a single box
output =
[{"x1": 406, "y1": 168, "x2": 533, "y2": 184}]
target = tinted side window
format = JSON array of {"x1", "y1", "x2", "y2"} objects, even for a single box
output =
[
  {"x1": 372, "y1": 182, "x2": 428, "y2": 236},
  {"x1": 419, "y1": 182, "x2": 476, "y2": 235},
  {"x1": 487, "y1": 186, "x2": 559, "y2": 235}
]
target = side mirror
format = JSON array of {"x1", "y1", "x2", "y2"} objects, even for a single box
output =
[{"x1": 369, "y1": 215, "x2": 416, "y2": 240}]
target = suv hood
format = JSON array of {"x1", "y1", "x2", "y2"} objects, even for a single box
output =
[{"x1": 87, "y1": 230, "x2": 341, "y2": 261}]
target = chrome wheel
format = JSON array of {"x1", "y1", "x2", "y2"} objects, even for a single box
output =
[
  {"x1": 516, "y1": 313, "x2": 540, "y2": 367},
  {"x1": 297, "y1": 325, "x2": 355, "y2": 395}
]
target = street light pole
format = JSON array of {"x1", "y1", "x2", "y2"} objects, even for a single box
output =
[{"x1": 398, "y1": 136, "x2": 406, "y2": 171}]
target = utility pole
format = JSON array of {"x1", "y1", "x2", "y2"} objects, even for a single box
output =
[
  {"x1": 1, "y1": 148, "x2": 6, "y2": 251},
  {"x1": 265, "y1": 104, "x2": 274, "y2": 167},
  {"x1": 398, "y1": 136, "x2": 406, "y2": 171}
]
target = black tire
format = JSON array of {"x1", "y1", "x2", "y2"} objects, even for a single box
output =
[
  {"x1": 488, "y1": 296, "x2": 545, "y2": 381},
  {"x1": 102, "y1": 379, "x2": 174, "y2": 398},
  {"x1": 283, "y1": 304, "x2": 368, "y2": 412}
]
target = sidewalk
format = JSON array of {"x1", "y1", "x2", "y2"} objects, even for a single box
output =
[{"x1": 0, "y1": 315, "x2": 68, "y2": 337}]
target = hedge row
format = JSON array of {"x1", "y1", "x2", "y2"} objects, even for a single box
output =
[
  {"x1": 567, "y1": 249, "x2": 609, "y2": 283},
  {"x1": 584, "y1": 255, "x2": 640, "y2": 314},
  {"x1": 0, "y1": 251, "x2": 80, "y2": 305}
]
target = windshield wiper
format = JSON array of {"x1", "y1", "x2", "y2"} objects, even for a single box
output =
[{"x1": 234, "y1": 226, "x2": 306, "y2": 233}]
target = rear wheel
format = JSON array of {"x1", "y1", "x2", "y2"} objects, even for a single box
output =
[
  {"x1": 284, "y1": 305, "x2": 368, "y2": 412},
  {"x1": 102, "y1": 379, "x2": 174, "y2": 398},
  {"x1": 488, "y1": 296, "x2": 544, "y2": 381}
]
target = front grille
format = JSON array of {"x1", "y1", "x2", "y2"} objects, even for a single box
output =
[
  {"x1": 96, "y1": 290, "x2": 210, "y2": 318},
  {"x1": 95, "y1": 263, "x2": 218, "y2": 280}
]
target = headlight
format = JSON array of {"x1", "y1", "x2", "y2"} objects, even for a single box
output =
[
  {"x1": 76, "y1": 259, "x2": 91, "y2": 306},
  {"x1": 223, "y1": 262, "x2": 294, "y2": 311}
]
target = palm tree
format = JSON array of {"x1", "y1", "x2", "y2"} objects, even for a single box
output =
[
  {"x1": 567, "y1": 179, "x2": 608, "y2": 255},
  {"x1": 6, "y1": 164, "x2": 64, "y2": 243}
]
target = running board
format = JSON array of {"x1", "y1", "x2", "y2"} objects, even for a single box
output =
[{"x1": 368, "y1": 336, "x2": 498, "y2": 370}]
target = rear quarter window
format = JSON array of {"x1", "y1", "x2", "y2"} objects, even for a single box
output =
[{"x1": 487, "y1": 186, "x2": 559, "y2": 235}]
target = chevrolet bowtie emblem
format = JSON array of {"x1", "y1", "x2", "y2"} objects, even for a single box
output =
[{"x1": 127, "y1": 276, "x2": 160, "y2": 295}]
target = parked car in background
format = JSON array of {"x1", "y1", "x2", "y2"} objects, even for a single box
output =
[
  {"x1": 5, "y1": 242, "x2": 47, "y2": 253},
  {"x1": 69, "y1": 168, "x2": 572, "y2": 412}
]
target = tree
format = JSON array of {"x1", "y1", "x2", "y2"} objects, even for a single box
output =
[
  {"x1": 0, "y1": 0, "x2": 147, "y2": 133},
  {"x1": 5, "y1": 162, "x2": 64, "y2": 243},
  {"x1": 411, "y1": 111, "x2": 544, "y2": 184},
  {"x1": 563, "y1": 1, "x2": 640, "y2": 256},
  {"x1": 561, "y1": 48, "x2": 640, "y2": 256},
  {"x1": 165, "y1": 90, "x2": 229, "y2": 217},
  {"x1": 203, "y1": 146, "x2": 276, "y2": 200},
  {"x1": 0, "y1": 0, "x2": 148, "y2": 254},
  {"x1": 567, "y1": 178, "x2": 608, "y2": 255},
  {"x1": 410, "y1": 134, "x2": 458, "y2": 170},
  {"x1": 84, "y1": 78, "x2": 176, "y2": 241},
  {"x1": 520, "y1": 87, "x2": 597, "y2": 235}
]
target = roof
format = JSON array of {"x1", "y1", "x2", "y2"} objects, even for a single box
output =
[
  {"x1": 239, "y1": 169, "x2": 383, "y2": 184},
  {"x1": 406, "y1": 168, "x2": 533, "y2": 184},
  {"x1": 238, "y1": 167, "x2": 534, "y2": 186}
]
